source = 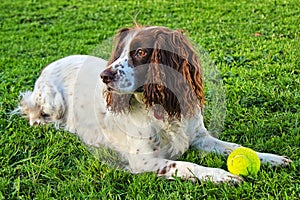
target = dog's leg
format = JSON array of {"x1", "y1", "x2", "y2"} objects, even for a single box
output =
[
  {"x1": 127, "y1": 155, "x2": 242, "y2": 184},
  {"x1": 191, "y1": 132, "x2": 292, "y2": 166}
]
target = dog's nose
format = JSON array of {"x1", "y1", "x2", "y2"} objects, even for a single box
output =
[{"x1": 100, "y1": 68, "x2": 117, "y2": 84}]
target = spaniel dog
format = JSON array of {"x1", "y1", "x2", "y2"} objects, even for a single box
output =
[{"x1": 17, "y1": 25, "x2": 291, "y2": 184}]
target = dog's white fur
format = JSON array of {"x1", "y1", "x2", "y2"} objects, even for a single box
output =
[{"x1": 17, "y1": 54, "x2": 292, "y2": 184}]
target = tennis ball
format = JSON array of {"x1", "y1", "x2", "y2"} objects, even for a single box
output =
[{"x1": 227, "y1": 147, "x2": 261, "y2": 176}]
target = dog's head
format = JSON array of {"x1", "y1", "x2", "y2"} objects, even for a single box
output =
[{"x1": 101, "y1": 26, "x2": 204, "y2": 118}]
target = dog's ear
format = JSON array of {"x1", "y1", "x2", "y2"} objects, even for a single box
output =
[
  {"x1": 104, "y1": 27, "x2": 134, "y2": 114},
  {"x1": 143, "y1": 28, "x2": 204, "y2": 118},
  {"x1": 107, "y1": 28, "x2": 133, "y2": 66}
]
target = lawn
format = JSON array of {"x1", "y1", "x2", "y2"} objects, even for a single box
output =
[{"x1": 0, "y1": 0, "x2": 299, "y2": 199}]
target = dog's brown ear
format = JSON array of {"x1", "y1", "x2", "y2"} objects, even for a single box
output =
[
  {"x1": 107, "y1": 28, "x2": 133, "y2": 66},
  {"x1": 143, "y1": 28, "x2": 204, "y2": 118},
  {"x1": 104, "y1": 27, "x2": 134, "y2": 114}
]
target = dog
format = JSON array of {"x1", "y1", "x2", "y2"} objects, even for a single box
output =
[{"x1": 17, "y1": 25, "x2": 291, "y2": 184}]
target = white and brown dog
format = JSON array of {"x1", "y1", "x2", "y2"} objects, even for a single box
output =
[{"x1": 17, "y1": 25, "x2": 291, "y2": 184}]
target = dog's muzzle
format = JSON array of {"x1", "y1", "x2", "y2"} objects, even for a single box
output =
[{"x1": 100, "y1": 68, "x2": 117, "y2": 84}]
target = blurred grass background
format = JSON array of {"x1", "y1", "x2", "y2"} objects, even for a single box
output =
[{"x1": 0, "y1": 0, "x2": 299, "y2": 199}]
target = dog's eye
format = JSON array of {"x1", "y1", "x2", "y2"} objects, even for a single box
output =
[{"x1": 135, "y1": 49, "x2": 147, "y2": 58}]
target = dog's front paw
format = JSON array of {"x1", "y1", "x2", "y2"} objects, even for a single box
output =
[
  {"x1": 257, "y1": 153, "x2": 292, "y2": 167},
  {"x1": 195, "y1": 167, "x2": 243, "y2": 184}
]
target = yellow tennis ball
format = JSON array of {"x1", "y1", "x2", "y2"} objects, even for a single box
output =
[{"x1": 227, "y1": 147, "x2": 261, "y2": 176}]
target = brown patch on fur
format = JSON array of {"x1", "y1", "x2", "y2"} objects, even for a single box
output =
[
  {"x1": 157, "y1": 166, "x2": 168, "y2": 175},
  {"x1": 156, "y1": 163, "x2": 177, "y2": 175},
  {"x1": 171, "y1": 163, "x2": 176, "y2": 168}
]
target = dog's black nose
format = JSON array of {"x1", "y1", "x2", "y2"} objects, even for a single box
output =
[{"x1": 100, "y1": 68, "x2": 117, "y2": 84}]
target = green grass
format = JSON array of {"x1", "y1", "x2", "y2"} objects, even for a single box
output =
[{"x1": 1, "y1": 0, "x2": 300, "y2": 199}]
